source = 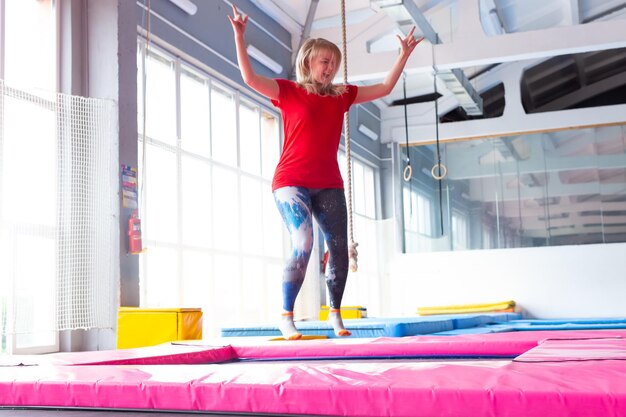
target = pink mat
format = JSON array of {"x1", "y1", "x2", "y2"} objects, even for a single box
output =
[
  {"x1": 0, "y1": 343, "x2": 234, "y2": 366},
  {"x1": 2, "y1": 330, "x2": 626, "y2": 416},
  {"x1": 515, "y1": 336, "x2": 626, "y2": 362},
  {"x1": 1, "y1": 357, "x2": 625, "y2": 416},
  {"x1": 229, "y1": 329, "x2": 626, "y2": 360},
  {"x1": 4, "y1": 329, "x2": 624, "y2": 367}
]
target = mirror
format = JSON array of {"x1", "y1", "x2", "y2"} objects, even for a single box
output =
[{"x1": 401, "y1": 124, "x2": 626, "y2": 252}]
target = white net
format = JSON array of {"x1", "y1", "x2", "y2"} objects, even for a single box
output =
[{"x1": 0, "y1": 80, "x2": 118, "y2": 339}]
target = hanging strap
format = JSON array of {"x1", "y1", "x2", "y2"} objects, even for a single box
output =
[
  {"x1": 432, "y1": 72, "x2": 446, "y2": 236},
  {"x1": 402, "y1": 75, "x2": 413, "y2": 182},
  {"x1": 340, "y1": 0, "x2": 358, "y2": 272}
]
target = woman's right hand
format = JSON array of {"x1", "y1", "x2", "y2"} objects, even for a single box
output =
[{"x1": 228, "y1": 4, "x2": 248, "y2": 38}]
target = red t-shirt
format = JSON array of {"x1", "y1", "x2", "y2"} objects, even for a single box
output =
[{"x1": 271, "y1": 79, "x2": 358, "y2": 191}]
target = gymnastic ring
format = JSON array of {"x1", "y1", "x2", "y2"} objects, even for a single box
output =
[
  {"x1": 431, "y1": 163, "x2": 447, "y2": 180},
  {"x1": 403, "y1": 164, "x2": 412, "y2": 182}
]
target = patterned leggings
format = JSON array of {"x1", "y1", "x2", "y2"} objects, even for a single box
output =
[{"x1": 273, "y1": 186, "x2": 349, "y2": 312}]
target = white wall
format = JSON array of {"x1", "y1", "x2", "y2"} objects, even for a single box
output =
[{"x1": 385, "y1": 242, "x2": 626, "y2": 319}]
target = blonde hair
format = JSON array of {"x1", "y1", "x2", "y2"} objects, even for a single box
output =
[{"x1": 295, "y1": 38, "x2": 347, "y2": 96}]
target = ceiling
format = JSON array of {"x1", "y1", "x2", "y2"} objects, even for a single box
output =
[
  {"x1": 251, "y1": 0, "x2": 626, "y2": 246},
  {"x1": 251, "y1": 0, "x2": 626, "y2": 108}
]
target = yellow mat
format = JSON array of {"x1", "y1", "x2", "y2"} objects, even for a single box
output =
[
  {"x1": 417, "y1": 300, "x2": 516, "y2": 316},
  {"x1": 269, "y1": 335, "x2": 329, "y2": 341}
]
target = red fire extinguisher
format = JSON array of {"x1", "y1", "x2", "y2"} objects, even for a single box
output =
[{"x1": 128, "y1": 209, "x2": 143, "y2": 254}]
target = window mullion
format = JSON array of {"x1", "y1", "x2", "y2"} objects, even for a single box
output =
[{"x1": 175, "y1": 58, "x2": 184, "y2": 304}]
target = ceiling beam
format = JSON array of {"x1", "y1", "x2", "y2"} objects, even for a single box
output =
[
  {"x1": 290, "y1": 0, "x2": 319, "y2": 78},
  {"x1": 249, "y1": 0, "x2": 302, "y2": 35},
  {"x1": 569, "y1": 0, "x2": 581, "y2": 24},
  {"x1": 301, "y1": 0, "x2": 319, "y2": 42},
  {"x1": 344, "y1": 18, "x2": 626, "y2": 81},
  {"x1": 371, "y1": 0, "x2": 483, "y2": 115},
  {"x1": 582, "y1": 2, "x2": 626, "y2": 23},
  {"x1": 384, "y1": 58, "x2": 626, "y2": 144}
]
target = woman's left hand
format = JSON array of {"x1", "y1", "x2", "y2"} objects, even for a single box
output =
[{"x1": 397, "y1": 26, "x2": 424, "y2": 58}]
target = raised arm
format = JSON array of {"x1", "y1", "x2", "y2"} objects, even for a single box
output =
[
  {"x1": 228, "y1": 5, "x2": 279, "y2": 100},
  {"x1": 353, "y1": 27, "x2": 424, "y2": 104}
]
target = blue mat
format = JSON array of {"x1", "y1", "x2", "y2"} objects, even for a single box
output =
[
  {"x1": 221, "y1": 312, "x2": 521, "y2": 338},
  {"x1": 433, "y1": 317, "x2": 626, "y2": 335}
]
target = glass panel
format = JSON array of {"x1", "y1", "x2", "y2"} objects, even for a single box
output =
[
  {"x1": 12, "y1": 235, "x2": 56, "y2": 351},
  {"x1": 181, "y1": 155, "x2": 212, "y2": 248},
  {"x1": 212, "y1": 253, "x2": 241, "y2": 325},
  {"x1": 417, "y1": 193, "x2": 433, "y2": 236},
  {"x1": 263, "y1": 183, "x2": 284, "y2": 258},
  {"x1": 240, "y1": 176, "x2": 263, "y2": 255},
  {"x1": 338, "y1": 152, "x2": 348, "y2": 188},
  {"x1": 142, "y1": 246, "x2": 179, "y2": 306},
  {"x1": 143, "y1": 51, "x2": 177, "y2": 145},
  {"x1": 239, "y1": 100, "x2": 261, "y2": 174},
  {"x1": 353, "y1": 161, "x2": 365, "y2": 215},
  {"x1": 264, "y1": 261, "x2": 284, "y2": 318},
  {"x1": 363, "y1": 164, "x2": 376, "y2": 218},
  {"x1": 212, "y1": 166, "x2": 239, "y2": 251},
  {"x1": 137, "y1": 41, "x2": 145, "y2": 137},
  {"x1": 597, "y1": 126, "x2": 626, "y2": 243},
  {"x1": 451, "y1": 209, "x2": 468, "y2": 250},
  {"x1": 4, "y1": 0, "x2": 56, "y2": 92},
  {"x1": 144, "y1": 145, "x2": 177, "y2": 243},
  {"x1": 3, "y1": 97, "x2": 56, "y2": 225},
  {"x1": 210, "y1": 84, "x2": 237, "y2": 166},
  {"x1": 181, "y1": 68, "x2": 210, "y2": 157},
  {"x1": 241, "y1": 257, "x2": 265, "y2": 323},
  {"x1": 261, "y1": 111, "x2": 280, "y2": 180},
  {"x1": 337, "y1": 151, "x2": 378, "y2": 218},
  {"x1": 181, "y1": 249, "x2": 211, "y2": 307},
  {"x1": 402, "y1": 124, "x2": 626, "y2": 252}
]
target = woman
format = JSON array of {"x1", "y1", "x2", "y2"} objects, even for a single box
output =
[{"x1": 229, "y1": 4, "x2": 422, "y2": 339}]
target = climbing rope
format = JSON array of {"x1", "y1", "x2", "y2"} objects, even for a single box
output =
[{"x1": 340, "y1": 0, "x2": 358, "y2": 272}]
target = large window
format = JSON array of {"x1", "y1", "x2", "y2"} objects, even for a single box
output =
[
  {"x1": 336, "y1": 150, "x2": 383, "y2": 315},
  {"x1": 338, "y1": 152, "x2": 377, "y2": 219},
  {"x1": 2, "y1": 0, "x2": 55, "y2": 354},
  {"x1": 137, "y1": 42, "x2": 384, "y2": 332},
  {"x1": 137, "y1": 42, "x2": 283, "y2": 337}
]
